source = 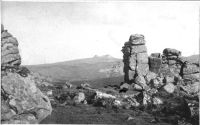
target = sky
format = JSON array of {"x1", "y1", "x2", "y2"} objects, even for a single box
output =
[{"x1": 2, "y1": 1, "x2": 200, "y2": 65}]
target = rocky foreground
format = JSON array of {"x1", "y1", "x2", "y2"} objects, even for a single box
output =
[
  {"x1": 42, "y1": 34, "x2": 199, "y2": 125},
  {"x1": 1, "y1": 25, "x2": 52, "y2": 124},
  {"x1": 1, "y1": 25, "x2": 199, "y2": 125}
]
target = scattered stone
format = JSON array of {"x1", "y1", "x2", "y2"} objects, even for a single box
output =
[
  {"x1": 163, "y1": 83, "x2": 176, "y2": 93},
  {"x1": 135, "y1": 75, "x2": 147, "y2": 89},
  {"x1": 74, "y1": 92, "x2": 85, "y2": 104},
  {"x1": 65, "y1": 81, "x2": 73, "y2": 88},
  {"x1": 133, "y1": 84, "x2": 143, "y2": 90},
  {"x1": 151, "y1": 78, "x2": 162, "y2": 88},
  {"x1": 153, "y1": 97, "x2": 163, "y2": 105},
  {"x1": 80, "y1": 82, "x2": 91, "y2": 88},
  {"x1": 127, "y1": 116, "x2": 135, "y2": 121},
  {"x1": 145, "y1": 71, "x2": 157, "y2": 84},
  {"x1": 163, "y1": 76, "x2": 175, "y2": 83},
  {"x1": 120, "y1": 83, "x2": 130, "y2": 92}
]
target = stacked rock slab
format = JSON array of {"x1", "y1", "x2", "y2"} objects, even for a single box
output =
[
  {"x1": 149, "y1": 53, "x2": 162, "y2": 74},
  {"x1": 1, "y1": 25, "x2": 52, "y2": 124},
  {"x1": 161, "y1": 48, "x2": 182, "y2": 75},
  {"x1": 162, "y1": 48, "x2": 181, "y2": 65},
  {"x1": 122, "y1": 34, "x2": 149, "y2": 83},
  {"x1": 1, "y1": 24, "x2": 21, "y2": 70},
  {"x1": 181, "y1": 62, "x2": 200, "y2": 82}
]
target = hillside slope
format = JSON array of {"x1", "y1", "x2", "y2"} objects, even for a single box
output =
[{"x1": 26, "y1": 55, "x2": 123, "y2": 81}]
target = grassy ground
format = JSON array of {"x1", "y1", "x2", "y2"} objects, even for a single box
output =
[{"x1": 41, "y1": 104, "x2": 171, "y2": 125}]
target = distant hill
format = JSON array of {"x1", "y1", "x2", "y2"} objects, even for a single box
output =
[
  {"x1": 26, "y1": 54, "x2": 199, "y2": 83},
  {"x1": 181, "y1": 54, "x2": 199, "y2": 64},
  {"x1": 26, "y1": 55, "x2": 124, "y2": 81}
]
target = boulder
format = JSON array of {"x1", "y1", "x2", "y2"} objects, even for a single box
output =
[
  {"x1": 162, "y1": 83, "x2": 176, "y2": 94},
  {"x1": 150, "y1": 53, "x2": 161, "y2": 58},
  {"x1": 131, "y1": 45, "x2": 147, "y2": 54},
  {"x1": 145, "y1": 71, "x2": 157, "y2": 84},
  {"x1": 120, "y1": 83, "x2": 130, "y2": 91},
  {"x1": 168, "y1": 60, "x2": 177, "y2": 65},
  {"x1": 128, "y1": 70, "x2": 136, "y2": 81},
  {"x1": 163, "y1": 76, "x2": 175, "y2": 83},
  {"x1": 1, "y1": 73, "x2": 52, "y2": 123},
  {"x1": 150, "y1": 78, "x2": 163, "y2": 88},
  {"x1": 65, "y1": 81, "x2": 73, "y2": 88},
  {"x1": 143, "y1": 91, "x2": 151, "y2": 105},
  {"x1": 166, "y1": 55, "x2": 178, "y2": 60},
  {"x1": 137, "y1": 63, "x2": 149, "y2": 76},
  {"x1": 153, "y1": 97, "x2": 163, "y2": 105},
  {"x1": 133, "y1": 84, "x2": 143, "y2": 90},
  {"x1": 74, "y1": 92, "x2": 85, "y2": 104},
  {"x1": 129, "y1": 34, "x2": 145, "y2": 45},
  {"x1": 1, "y1": 25, "x2": 52, "y2": 124},
  {"x1": 135, "y1": 75, "x2": 147, "y2": 89},
  {"x1": 137, "y1": 52, "x2": 148, "y2": 64},
  {"x1": 163, "y1": 48, "x2": 181, "y2": 56}
]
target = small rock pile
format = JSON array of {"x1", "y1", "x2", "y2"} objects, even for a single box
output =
[
  {"x1": 122, "y1": 34, "x2": 149, "y2": 83},
  {"x1": 1, "y1": 25, "x2": 52, "y2": 124}
]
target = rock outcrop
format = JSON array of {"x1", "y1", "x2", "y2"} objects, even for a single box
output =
[
  {"x1": 120, "y1": 34, "x2": 199, "y2": 125},
  {"x1": 122, "y1": 34, "x2": 149, "y2": 83},
  {"x1": 1, "y1": 25, "x2": 21, "y2": 70},
  {"x1": 1, "y1": 25, "x2": 52, "y2": 124}
]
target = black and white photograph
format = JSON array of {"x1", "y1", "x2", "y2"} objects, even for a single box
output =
[{"x1": 1, "y1": 1, "x2": 200, "y2": 124}]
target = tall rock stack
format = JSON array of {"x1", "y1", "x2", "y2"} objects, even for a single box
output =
[
  {"x1": 1, "y1": 24, "x2": 21, "y2": 70},
  {"x1": 122, "y1": 34, "x2": 149, "y2": 83},
  {"x1": 1, "y1": 25, "x2": 52, "y2": 124}
]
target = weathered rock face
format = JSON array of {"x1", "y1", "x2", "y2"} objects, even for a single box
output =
[
  {"x1": 1, "y1": 27, "x2": 21, "y2": 70},
  {"x1": 122, "y1": 34, "x2": 149, "y2": 83},
  {"x1": 120, "y1": 35, "x2": 199, "y2": 124},
  {"x1": 149, "y1": 54, "x2": 162, "y2": 74},
  {"x1": 1, "y1": 25, "x2": 52, "y2": 124}
]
